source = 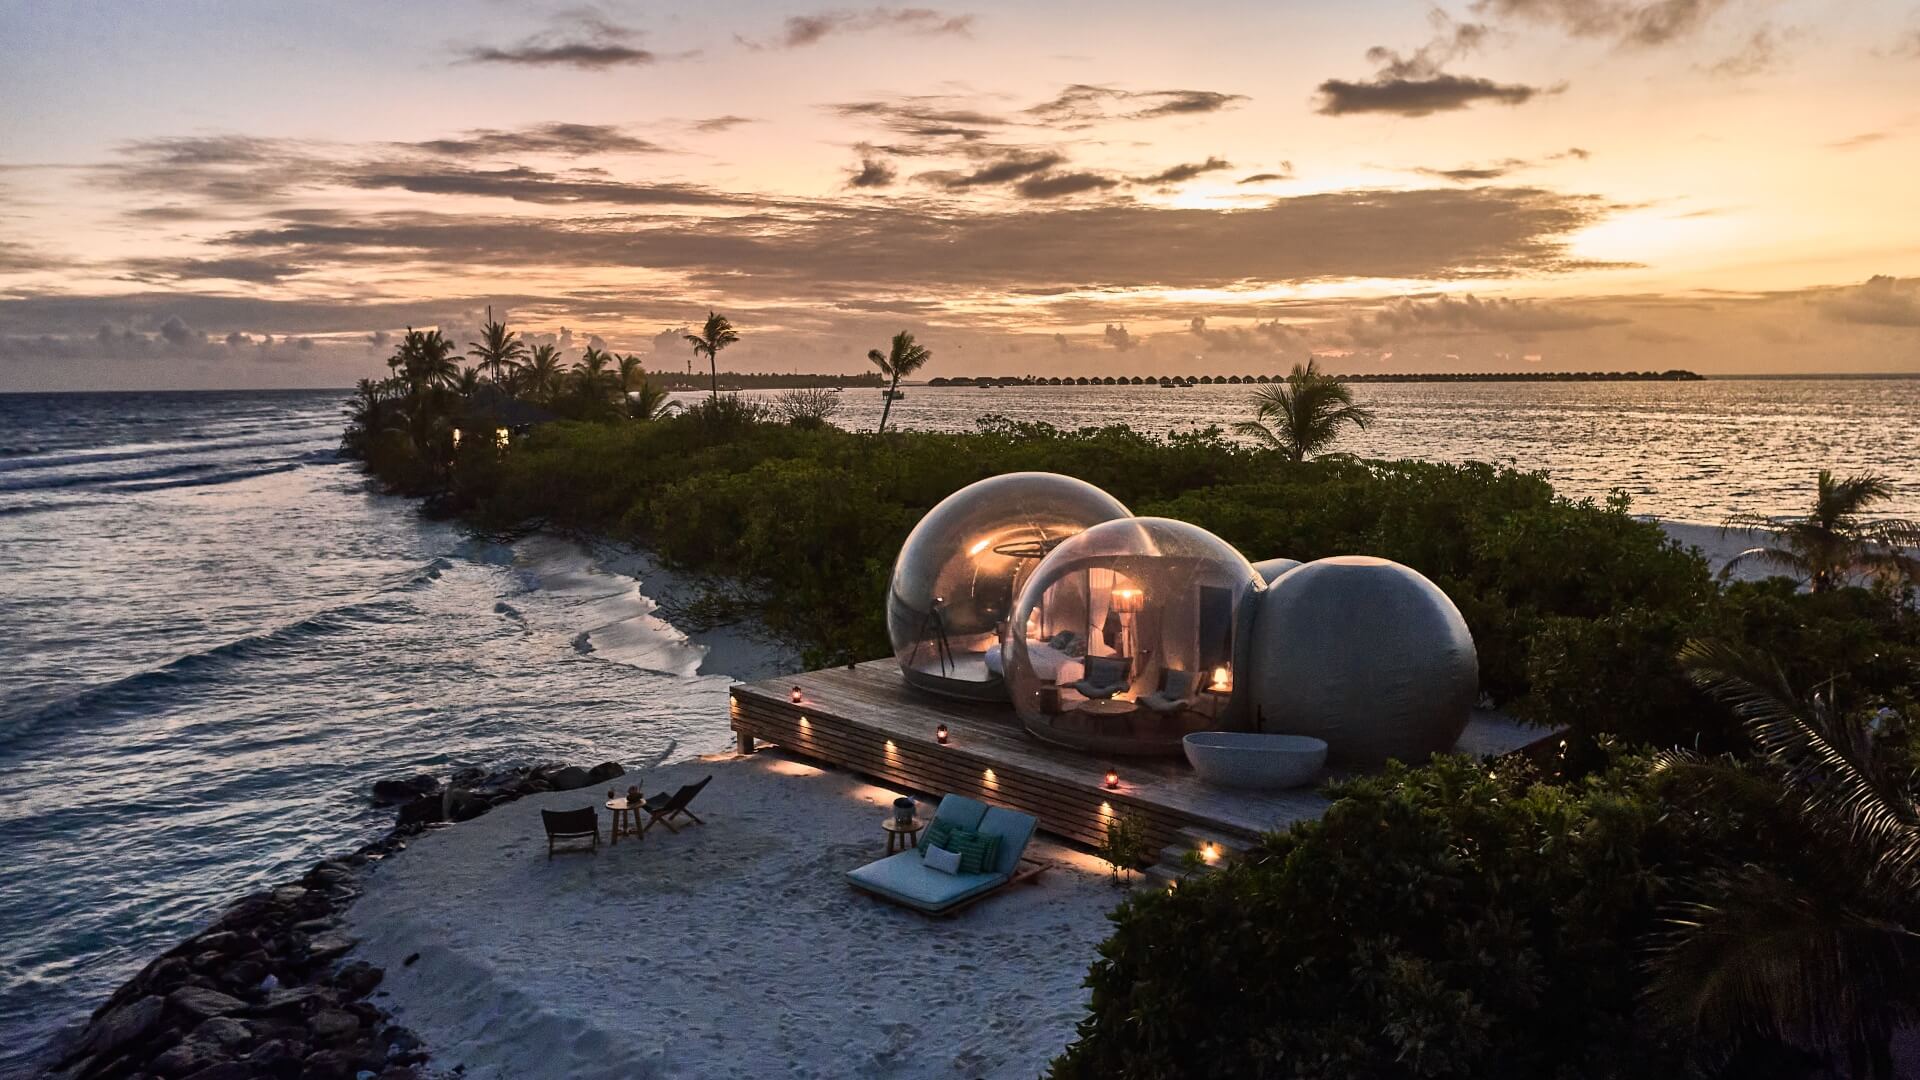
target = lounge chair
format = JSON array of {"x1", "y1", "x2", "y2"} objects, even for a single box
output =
[
  {"x1": 541, "y1": 807, "x2": 599, "y2": 860},
  {"x1": 846, "y1": 794, "x2": 1047, "y2": 916},
  {"x1": 1140, "y1": 669, "x2": 1199, "y2": 715},
  {"x1": 1070, "y1": 655, "x2": 1130, "y2": 701},
  {"x1": 643, "y1": 775, "x2": 711, "y2": 833}
]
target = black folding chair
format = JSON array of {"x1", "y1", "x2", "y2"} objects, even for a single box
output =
[
  {"x1": 541, "y1": 807, "x2": 600, "y2": 859},
  {"x1": 643, "y1": 776, "x2": 712, "y2": 834}
]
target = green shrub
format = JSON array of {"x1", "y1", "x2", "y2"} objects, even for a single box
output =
[{"x1": 1051, "y1": 754, "x2": 1813, "y2": 1080}]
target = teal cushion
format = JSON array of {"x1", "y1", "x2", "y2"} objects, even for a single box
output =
[
  {"x1": 930, "y1": 794, "x2": 989, "y2": 832},
  {"x1": 976, "y1": 806, "x2": 1039, "y2": 876},
  {"x1": 917, "y1": 819, "x2": 956, "y2": 854},
  {"x1": 846, "y1": 851, "x2": 1003, "y2": 913},
  {"x1": 945, "y1": 828, "x2": 1001, "y2": 875}
]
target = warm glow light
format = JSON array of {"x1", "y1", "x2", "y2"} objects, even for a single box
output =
[
  {"x1": 451, "y1": 428, "x2": 462, "y2": 448},
  {"x1": 967, "y1": 537, "x2": 990, "y2": 556},
  {"x1": 1104, "y1": 769, "x2": 1120, "y2": 790},
  {"x1": 789, "y1": 686, "x2": 803, "y2": 703},
  {"x1": 935, "y1": 724, "x2": 949, "y2": 744},
  {"x1": 1210, "y1": 665, "x2": 1232, "y2": 692},
  {"x1": 493, "y1": 427, "x2": 509, "y2": 449},
  {"x1": 1201, "y1": 843, "x2": 1219, "y2": 865},
  {"x1": 1111, "y1": 588, "x2": 1144, "y2": 615}
]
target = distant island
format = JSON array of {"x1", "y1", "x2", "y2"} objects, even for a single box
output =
[
  {"x1": 928, "y1": 370, "x2": 1704, "y2": 387},
  {"x1": 648, "y1": 371, "x2": 885, "y2": 391}
]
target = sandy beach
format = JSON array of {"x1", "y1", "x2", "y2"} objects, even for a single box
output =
[
  {"x1": 1654, "y1": 519, "x2": 1775, "y2": 582},
  {"x1": 344, "y1": 752, "x2": 1121, "y2": 1080}
]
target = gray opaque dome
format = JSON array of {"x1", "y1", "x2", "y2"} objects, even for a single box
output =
[
  {"x1": 1004, "y1": 517, "x2": 1263, "y2": 756},
  {"x1": 1247, "y1": 556, "x2": 1477, "y2": 768},
  {"x1": 888, "y1": 472, "x2": 1130, "y2": 701},
  {"x1": 1250, "y1": 557, "x2": 1301, "y2": 584}
]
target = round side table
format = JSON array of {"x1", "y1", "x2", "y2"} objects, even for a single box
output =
[
  {"x1": 882, "y1": 817, "x2": 926, "y2": 855},
  {"x1": 607, "y1": 799, "x2": 643, "y2": 844}
]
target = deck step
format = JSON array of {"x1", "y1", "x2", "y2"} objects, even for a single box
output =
[
  {"x1": 1173, "y1": 827, "x2": 1254, "y2": 857},
  {"x1": 1140, "y1": 864, "x2": 1186, "y2": 892}
]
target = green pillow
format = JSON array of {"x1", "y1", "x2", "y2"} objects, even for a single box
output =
[
  {"x1": 917, "y1": 820, "x2": 956, "y2": 855},
  {"x1": 945, "y1": 828, "x2": 1001, "y2": 875}
]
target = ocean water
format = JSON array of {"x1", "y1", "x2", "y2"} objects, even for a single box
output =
[
  {"x1": 712, "y1": 377, "x2": 1920, "y2": 521},
  {"x1": 0, "y1": 378, "x2": 1916, "y2": 1073},
  {"x1": 0, "y1": 391, "x2": 744, "y2": 1075}
]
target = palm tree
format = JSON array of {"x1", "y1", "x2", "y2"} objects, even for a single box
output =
[
  {"x1": 1721, "y1": 471, "x2": 1920, "y2": 592},
  {"x1": 522, "y1": 344, "x2": 565, "y2": 402},
  {"x1": 455, "y1": 367, "x2": 483, "y2": 400},
  {"x1": 1649, "y1": 640, "x2": 1920, "y2": 1079},
  {"x1": 1232, "y1": 358, "x2": 1374, "y2": 461},
  {"x1": 628, "y1": 380, "x2": 673, "y2": 421},
  {"x1": 684, "y1": 311, "x2": 739, "y2": 402},
  {"x1": 866, "y1": 330, "x2": 930, "y2": 433},
  {"x1": 572, "y1": 346, "x2": 616, "y2": 400},
  {"x1": 388, "y1": 327, "x2": 461, "y2": 396},
  {"x1": 466, "y1": 306, "x2": 527, "y2": 386},
  {"x1": 616, "y1": 353, "x2": 645, "y2": 395}
]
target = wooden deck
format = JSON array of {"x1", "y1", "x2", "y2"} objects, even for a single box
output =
[{"x1": 730, "y1": 660, "x2": 1554, "y2": 855}]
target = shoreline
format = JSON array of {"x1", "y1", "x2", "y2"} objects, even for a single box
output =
[{"x1": 46, "y1": 759, "x2": 629, "y2": 1080}]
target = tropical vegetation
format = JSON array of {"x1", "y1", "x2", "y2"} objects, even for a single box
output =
[
  {"x1": 343, "y1": 313, "x2": 1920, "y2": 1078},
  {"x1": 1722, "y1": 470, "x2": 1920, "y2": 592},
  {"x1": 1232, "y1": 357, "x2": 1375, "y2": 460},
  {"x1": 867, "y1": 330, "x2": 931, "y2": 433},
  {"x1": 684, "y1": 310, "x2": 739, "y2": 401}
]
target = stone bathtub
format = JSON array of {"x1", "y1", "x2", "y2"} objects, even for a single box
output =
[{"x1": 1182, "y1": 732, "x2": 1328, "y2": 790}]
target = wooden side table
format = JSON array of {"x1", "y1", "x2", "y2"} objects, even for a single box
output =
[
  {"x1": 606, "y1": 799, "x2": 643, "y2": 844},
  {"x1": 882, "y1": 817, "x2": 926, "y2": 855}
]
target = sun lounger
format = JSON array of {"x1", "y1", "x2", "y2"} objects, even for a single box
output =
[
  {"x1": 643, "y1": 775, "x2": 711, "y2": 833},
  {"x1": 541, "y1": 807, "x2": 600, "y2": 859},
  {"x1": 846, "y1": 794, "x2": 1046, "y2": 916}
]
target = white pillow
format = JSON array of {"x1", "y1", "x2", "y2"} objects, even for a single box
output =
[{"x1": 923, "y1": 845, "x2": 962, "y2": 875}]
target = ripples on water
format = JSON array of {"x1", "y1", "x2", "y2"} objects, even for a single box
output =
[
  {"x1": 704, "y1": 378, "x2": 1920, "y2": 521},
  {"x1": 0, "y1": 379, "x2": 1915, "y2": 1072}
]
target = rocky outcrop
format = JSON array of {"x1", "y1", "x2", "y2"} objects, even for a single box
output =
[{"x1": 50, "y1": 759, "x2": 621, "y2": 1079}]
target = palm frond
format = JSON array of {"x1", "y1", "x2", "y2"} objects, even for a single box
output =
[
  {"x1": 1680, "y1": 639, "x2": 1920, "y2": 884},
  {"x1": 1649, "y1": 864, "x2": 1918, "y2": 1049}
]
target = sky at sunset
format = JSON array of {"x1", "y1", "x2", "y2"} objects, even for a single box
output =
[{"x1": 3, "y1": 0, "x2": 1919, "y2": 389}]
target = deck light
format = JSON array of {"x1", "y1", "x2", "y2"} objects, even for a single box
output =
[
  {"x1": 1104, "y1": 769, "x2": 1119, "y2": 790},
  {"x1": 789, "y1": 686, "x2": 804, "y2": 704},
  {"x1": 935, "y1": 723, "x2": 950, "y2": 744}
]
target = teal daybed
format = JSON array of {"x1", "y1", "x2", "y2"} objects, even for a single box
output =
[{"x1": 846, "y1": 794, "x2": 1047, "y2": 916}]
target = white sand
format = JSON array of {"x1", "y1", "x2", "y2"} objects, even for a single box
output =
[
  {"x1": 1656, "y1": 519, "x2": 1777, "y2": 582},
  {"x1": 346, "y1": 752, "x2": 1123, "y2": 1080}
]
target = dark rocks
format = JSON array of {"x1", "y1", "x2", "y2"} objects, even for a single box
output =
[
  {"x1": 71, "y1": 994, "x2": 164, "y2": 1062},
  {"x1": 542, "y1": 765, "x2": 593, "y2": 791},
  {"x1": 149, "y1": 1036, "x2": 225, "y2": 1077},
  {"x1": 306, "y1": 933, "x2": 355, "y2": 963},
  {"x1": 181, "y1": 1064, "x2": 254, "y2": 1080},
  {"x1": 187, "y1": 1017, "x2": 252, "y2": 1050},
  {"x1": 167, "y1": 987, "x2": 245, "y2": 1020},
  {"x1": 333, "y1": 961, "x2": 383, "y2": 1000},
  {"x1": 308, "y1": 1009, "x2": 361, "y2": 1041},
  {"x1": 59, "y1": 758, "x2": 610, "y2": 1080},
  {"x1": 442, "y1": 788, "x2": 490, "y2": 823},
  {"x1": 393, "y1": 794, "x2": 444, "y2": 828},
  {"x1": 370, "y1": 774, "x2": 440, "y2": 806}
]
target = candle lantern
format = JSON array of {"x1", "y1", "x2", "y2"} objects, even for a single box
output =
[
  {"x1": 789, "y1": 686, "x2": 804, "y2": 704},
  {"x1": 935, "y1": 724, "x2": 950, "y2": 744},
  {"x1": 1104, "y1": 769, "x2": 1120, "y2": 790}
]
